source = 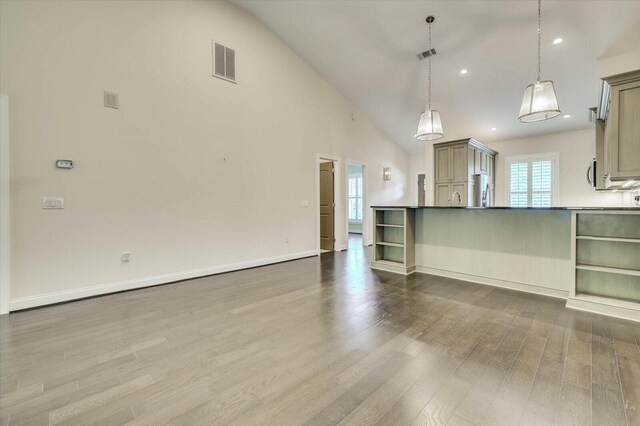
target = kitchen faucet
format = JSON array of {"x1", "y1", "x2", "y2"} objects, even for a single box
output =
[{"x1": 451, "y1": 191, "x2": 462, "y2": 206}]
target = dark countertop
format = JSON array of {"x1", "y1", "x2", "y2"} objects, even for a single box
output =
[{"x1": 370, "y1": 206, "x2": 640, "y2": 211}]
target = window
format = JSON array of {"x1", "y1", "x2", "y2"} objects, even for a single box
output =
[
  {"x1": 506, "y1": 153, "x2": 558, "y2": 207},
  {"x1": 348, "y1": 175, "x2": 363, "y2": 221}
]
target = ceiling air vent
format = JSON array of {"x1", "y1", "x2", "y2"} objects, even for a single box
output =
[
  {"x1": 212, "y1": 41, "x2": 236, "y2": 83},
  {"x1": 417, "y1": 48, "x2": 437, "y2": 60},
  {"x1": 104, "y1": 91, "x2": 119, "y2": 109}
]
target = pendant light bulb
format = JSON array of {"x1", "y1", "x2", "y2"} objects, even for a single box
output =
[
  {"x1": 416, "y1": 15, "x2": 444, "y2": 141},
  {"x1": 518, "y1": 0, "x2": 560, "y2": 122}
]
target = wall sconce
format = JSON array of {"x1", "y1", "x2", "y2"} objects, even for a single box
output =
[{"x1": 383, "y1": 167, "x2": 391, "y2": 181}]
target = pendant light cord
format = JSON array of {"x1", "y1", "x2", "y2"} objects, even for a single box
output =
[
  {"x1": 537, "y1": 0, "x2": 541, "y2": 82},
  {"x1": 428, "y1": 20, "x2": 432, "y2": 110}
]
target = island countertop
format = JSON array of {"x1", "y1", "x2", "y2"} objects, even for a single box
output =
[{"x1": 370, "y1": 205, "x2": 640, "y2": 211}]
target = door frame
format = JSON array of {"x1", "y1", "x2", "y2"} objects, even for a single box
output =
[
  {"x1": 316, "y1": 154, "x2": 342, "y2": 254},
  {"x1": 346, "y1": 160, "x2": 368, "y2": 247},
  {"x1": 1, "y1": 93, "x2": 10, "y2": 315}
]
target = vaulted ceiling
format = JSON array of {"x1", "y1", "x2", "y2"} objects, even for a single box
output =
[{"x1": 233, "y1": 0, "x2": 640, "y2": 153}]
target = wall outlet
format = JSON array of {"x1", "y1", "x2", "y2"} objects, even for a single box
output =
[
  {"x1": 302, "y1": 200, "x2": 309, "y2": 208},
  {"x1": 121, "y1": 252, "x2": 131, "y2": 263},
  {"x1": 42, "y1": 197, "x2": 64, "y2": 209},
  {"x1": 285, "y1": 237, "x2": 290, "y2": 244}
]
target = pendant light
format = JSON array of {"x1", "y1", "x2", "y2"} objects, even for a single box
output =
[
  {"x1": 416, "y1": 16, "x2": 444, "y2": 141},
  {"x1": 518, "y1": 0, "x2": 561, "y2": 122}
]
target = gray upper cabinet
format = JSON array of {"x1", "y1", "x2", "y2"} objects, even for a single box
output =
[
  {"x1": 433, "y1": 138, "x2": 497, "y2": 207},
  {"x1": 435, "y1": 147, "x2": 451, "y2": 183},
  {"x1": 452, "y1": 145, "x2": 468, "y2": 182},
  {"x1": 604, "y1": 71, "x2": 640, "y2": 181}
]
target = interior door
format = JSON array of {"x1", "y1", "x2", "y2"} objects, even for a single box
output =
[
  {"x1": 417, "y1": 174, "x2": 426, "y2": 206},
  {"x1": 319, "y1": 161, "x2": 334, "y2": 251}
]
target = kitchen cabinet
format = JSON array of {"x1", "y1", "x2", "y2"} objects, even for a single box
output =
[
  {"x1": 452, "y1": 145, "x2": 468, "y2": 181},
  {"x1": 473, "y1": 149, "x2": 495, "y2": 176},
  {"x1": 452, "y1": 182, "x2": 467, "y2": 206},
  {"x1": 605, "y1": 71, "x2": 640, "y2": 181},
  {"x1": 435, "y1": 144, "x2": 473, "y2": 184},
  {"x1": 436, "y1": 183, "x2": 451, "y2": 206},
  {"x1": 433, "y1": 138, "x2": 497, "y2": 206},
  {"x1": 435, "y1": 147, "x2": 450, "y2": 183}
]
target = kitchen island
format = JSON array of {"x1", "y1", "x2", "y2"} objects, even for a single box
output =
[{"x1": 371, "y1": 206, "x2": 640, "y2": 321}]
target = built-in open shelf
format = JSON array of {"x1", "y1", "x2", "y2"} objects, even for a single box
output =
[
  {"x1": 375, "y1": 241, "x2": 404, "y2": 247},
  {"x1": 371, "y1": 208, "x2": 415, "y2": 275},
  {"x1": 576, "y1": 235, "x2": 640, "y2": 244},
  {"x1": 571, "y1": 211, "x2": 640, "y2": 316},
  {"x1": 374, "y1": 259, "x2": 404, "y2": 267},
  {"x1": 576, "y1": 264, "x2": 640, "y2": 277}
]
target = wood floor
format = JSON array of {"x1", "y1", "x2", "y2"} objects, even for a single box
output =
[{"x1": 2, "y1": 235, "x2": 640, "y2": 425}]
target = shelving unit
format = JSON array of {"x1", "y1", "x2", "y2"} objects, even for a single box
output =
[
  {"x1": 567, "y1": 210, "x2": 640, "y2": 321},
  {"x1": 575, "y1": 236, "x2": 640, "y2": 243},
  {"x1": 371, "y1": 208, "x2": 415, "y2": 275}
]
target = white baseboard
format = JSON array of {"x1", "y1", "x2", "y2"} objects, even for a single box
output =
[
  {"x1": 415, "y1": 266, "x2": 569, "y2": 300},
  {"x1": 371, "y1": 261, "x2": 416, "y2": 276},
  {"x1": 566, "y1": 295, "x2": 640, "y2": 323},
  {"x1": 9, "y1": 250, "x2": 318, "y2": 311}
]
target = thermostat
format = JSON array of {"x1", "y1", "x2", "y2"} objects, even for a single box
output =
[{"x1": 55, "y1": 159, "x2": 73, "y2": 169}]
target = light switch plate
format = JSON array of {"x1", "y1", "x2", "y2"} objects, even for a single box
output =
[
  {"x1": 55, "y1": 159, "x2": 73, "y2": 169},
  {"x1": 42, "y1": 197, "x2": 64, "y2": 209}
]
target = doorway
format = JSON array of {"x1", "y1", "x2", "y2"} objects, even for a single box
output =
[
  {"x1": 417, "y1": 173, "x2": 426, "y2": 206},
  {"x1": 347, "y1": 163, "x2": 365, "y2": 249},
  {"x1": 319, "y1": 160, "x2": 335, "y2": 252}
]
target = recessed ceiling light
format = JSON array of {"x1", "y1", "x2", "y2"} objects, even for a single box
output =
[
  {"x1": 491, "y1": 127, "x2": 497, "y2": 131},
  {"x1": 553, "y1": 37, "x2": 563, "y2": 45},
  {"x1": 460, "y1": 69, "x2": 468, "y2": 75},
  {"x1": 563, "y1": 114, "x2": 571, "y2": 118}
]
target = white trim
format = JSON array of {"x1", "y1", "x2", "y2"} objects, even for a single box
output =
[
  {"x1": 9, "y1": 250, "x2": 318, "y2": 311},
  {"x1": 566, "y1": 295, "x2": 640, "y2": 323},
  {"x1": 0, "y1": 94, "x2": 9, "y2": 315},
  {"x1": 504, "y1": 152, "x2": 560, "y2": 207},
  {"x1": 372, "y1": 261, "x2": 416, "y2": 276},
  {"x1": 415, "y1": 266, "x2": 569, "y2": 299},
  {"x1": 569, "y1": 212, "x2": 577, "y2": 299}
]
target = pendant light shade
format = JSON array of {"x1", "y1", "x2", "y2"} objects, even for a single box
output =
[
  {"x1": 518, "y1": 80, "x2": 561, "y2": 122},
  {"x1": 518, "y1": 0, "x2": 560, "y2": 123},
  {"x1": 416, "y1": 16, "x2": 444, "y2": 141},
  {"x1": 416, "y1": 107, "x2": 444, "y2": 141}
]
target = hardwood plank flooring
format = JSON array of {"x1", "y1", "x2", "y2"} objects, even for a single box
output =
[{"x1": 1, "y1": 235, "x2": 640, "y2": 425}]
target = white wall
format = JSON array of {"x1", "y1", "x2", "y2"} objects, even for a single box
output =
[
  {"x1": 490, "y1": 129, "x2": 624, "y2": 207},
  {"x1": 598, "y1": 46, "x2": 640, "y2": 79},
  {"x1": 0, "y1": 0, "x2": 410, "y2": 308}
]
